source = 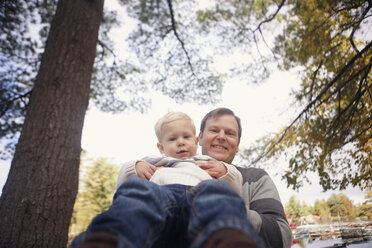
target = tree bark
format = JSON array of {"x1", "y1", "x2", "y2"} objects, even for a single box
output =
[{"x1": 0, "y1": 0, "x2": 104, "y2": 247}]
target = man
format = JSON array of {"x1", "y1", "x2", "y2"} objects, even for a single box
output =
[{"x1": 197, "y1": 107, "x2": 292, "y2": 248}]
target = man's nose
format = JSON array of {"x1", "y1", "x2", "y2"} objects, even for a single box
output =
[{"x1": 217, "y1": 130, "x2": 226, "y2": 140}]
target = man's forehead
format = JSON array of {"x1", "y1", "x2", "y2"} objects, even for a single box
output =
[{"x1": 206, "y1": 115, "x2": 238, "y2": 129}]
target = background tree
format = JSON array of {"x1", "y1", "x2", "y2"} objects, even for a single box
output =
[
  {"x1": 285, "y1": 195, "x2": 302, "y2": 224},
  {"x1": 300, "y1": 201, "x2": 313, "y2": 217},
  {"x1": 286, "y1": 193, "x2": 361, "y2": 224},
  {"x1": 285, "y1": 196, "x2": 316, "y2": 224},
  {"x1": 359, "y1": 190, "x2": 372, "y2": 219},
  {"x1": 69, "y1": 158, "x2": 118, "y2": 237},
  {"x1": 213, "y1": 0, "x2": 372, "y2": 191},
  {"x1": 339, "y1": 194, "x2": 358, "y2": 220},
  {"x1": 313, "y1": 199, "x2": 331, "y2": 223},
  {"x1": 0, "y1": 0, "x2": 104, "y2": 247},
  {"x1": 327, "y1": 193, "x2": 359, "y2": 221},
  {"x1": 327, "y1": 193, "x2": 348, "y2": 220},
  {"x1": 268, "y1": 0, "x2": 372, "y2": 192}
]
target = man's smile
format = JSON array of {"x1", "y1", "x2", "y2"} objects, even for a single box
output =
[{"x1": 211, "y1": 144, "x2": 227, "y2": 151}]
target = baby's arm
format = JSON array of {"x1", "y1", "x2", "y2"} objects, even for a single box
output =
[
  {"x1": 220, "y1": 163, "x2": 243, "y2": 195},
  {"x1": 135, "y1": 161, "x2": 157, "y2": 180},
  {"x1": 197, "y1": 160, "x2": 242, "y2": 194},
  {"x1": 116, "y1": 156, "x2": 166, "y2": 190},
  {"x1": 116, "y1": 160, "x2": 156, "y2": 189},
  {"x1": 116, "y1": 160, "x2": 137, "y2": 189}
]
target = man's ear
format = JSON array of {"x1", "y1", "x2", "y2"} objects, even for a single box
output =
[
  {"x1": 198, "y1": 132, "x2": 203, "y2": 145},
  {"x1": 234, "y1": 146, "x2": 239, "y2": 154},
  {"x1": 157, "y1": 142, "x2": 164, "y2": 154},
  {"x1": 234, "y1": 140, "x2": 240, "y2": 154},
  {"x1": 195, "y1": 135, "x2": 200, "y2": 145}
]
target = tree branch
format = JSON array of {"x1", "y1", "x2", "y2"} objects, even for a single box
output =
[
  {"x1": 307, "y1": 60, "x2": 323, "y2": 101},
  {"x1": 97, "y1": 39, "x2": 117, "y2": 63},
  {"x1": 255, "y1": 0, "x2": 286, "y2": 32},
  {"x1": 0, "y1": 90, "x2": 32, "y2": 117},
  {"x1": 344, "y1": 64, "x2": 370, "y2": 132},
  {"x1": 250, "y1": 41, "x2": 372, "y2": 166},
  {"x1": 333, "y1": 1, "x2": 368, "y2": 13},
  {"x1": 349, "y1": 1, "x2": 372, "y2": 53},
  {"x1": 254, "y1": 0, "x2": 286, "y2": 60},
  {"x1": 166, "y1": 0, "x2": 196, "y2": 77},
  {"x1": 343, "y1": 122, "x2": 372, "y2": 147}
]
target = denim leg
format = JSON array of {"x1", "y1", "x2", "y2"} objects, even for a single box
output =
[
  {"x1": 71, "y1": 177, "x2": 179, "y2": 248},
  {"x1": 187, "y1": 179, "x2": 265, "y2": 248},
  {"x1": 151, "y1": 185, "x2": 190, "y2": 248}
]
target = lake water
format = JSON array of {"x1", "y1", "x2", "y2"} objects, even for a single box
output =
[{"x1": 291, "y1": 238, "x2": 372, "y2": 248}]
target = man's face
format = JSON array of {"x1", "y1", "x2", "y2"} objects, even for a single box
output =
[{"x1": 199, "y1": 114, "x2": 240, "y2": 164}]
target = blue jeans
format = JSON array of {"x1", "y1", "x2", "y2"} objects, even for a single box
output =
[{"x1": 70, "y1": 177, "x2": 264, "y2": 248}]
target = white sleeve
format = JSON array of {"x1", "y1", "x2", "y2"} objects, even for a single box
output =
[
  {"x1": 219, "y1": 163, "x2": 243, "y2": 195},
  {"x1": 116, "y1": 160, "x2": 137, "y2": 190}
]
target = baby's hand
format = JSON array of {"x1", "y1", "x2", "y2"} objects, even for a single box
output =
[
  {"x1": 135, "y1": 161, "x2": 157, "y2": 180},
  {"x1": 196, "y1": 161, "x2": 227, "y2": 179}
]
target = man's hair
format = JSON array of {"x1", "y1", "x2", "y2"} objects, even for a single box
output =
[
  {"x1": 200, "y1": 107, "x2": 242, "y2": 139},
  {"x1": 155, "y1": 112, "x2": 196, "y2": 141}
]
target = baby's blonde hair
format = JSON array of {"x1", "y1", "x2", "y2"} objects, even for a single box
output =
[{"x1": 155, "y1": 112, "x2": 196, "y2": 141}]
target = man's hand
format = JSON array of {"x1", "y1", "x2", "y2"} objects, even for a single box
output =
[
  {"x1": 135, "y1": 161, "x2": 157, "y2": 180},
  {"x1": 196, "y1": 161, "x2": 227, "y2": 179}
]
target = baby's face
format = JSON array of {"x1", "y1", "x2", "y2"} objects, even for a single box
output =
[{"x1": 157, "y1": 119, "x2": 198, "y2": 159}]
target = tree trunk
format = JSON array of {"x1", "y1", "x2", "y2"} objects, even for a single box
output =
[{"x1": 0, "y1": 0, "x2": 104, "y2": 247}]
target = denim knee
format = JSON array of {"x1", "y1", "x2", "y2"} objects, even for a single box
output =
[
  {"x1": 113, "y1": 177, "x2": 171, "y2": 217},
  {"x1": 195, "y1": 179, "x2": 239, "y2": 198},
  {"x1": 187, "y1": 179, "x2": 251, "y2": 245},
  {"x1": 115, "y1": 177, "x2": 157, "y2": 198},
  {"x1": 86, "y1": 177, "x2": 173, "y2": 247}
]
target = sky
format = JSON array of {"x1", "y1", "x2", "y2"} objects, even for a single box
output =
[{"x1": 0, "y1": 1, "x2": 367, "y2": 206}]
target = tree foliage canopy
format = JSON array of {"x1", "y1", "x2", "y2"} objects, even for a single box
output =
[
  {"x1": 0, "y1": 0, "x2": 56, "y2": 158},
  {"x1": 313, "y1": 199, "x2": 331, "y2": 218},
  {"x1": 1, "y1": 0, "x2": 371, "y2": 191},
  {"x1": 359, "y1": 191, "x2": 372, "y2": 218},
  {"x1": 222, "y1": 0, "x2": 372, "y2": 191},
  {"x1": 1, "y1": 0, "x2": 226, "y2": 159}
]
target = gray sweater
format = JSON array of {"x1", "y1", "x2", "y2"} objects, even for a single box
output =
[{"x1": 236, "y1": 166, "x2": 292, "y2": 248}]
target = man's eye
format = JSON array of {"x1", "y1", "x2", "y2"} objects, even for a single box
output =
[{"x1": 210, "y1": 129, "x2": 217, "y2": 133}]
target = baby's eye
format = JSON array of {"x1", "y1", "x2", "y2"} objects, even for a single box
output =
[
  {"x1": 169, "y1": 137, "x2": 176, "y2": 141},
  {"x1": 184, "y1": 135, "x2": 191, "y2": 139}
]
